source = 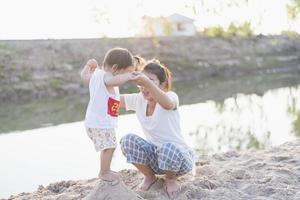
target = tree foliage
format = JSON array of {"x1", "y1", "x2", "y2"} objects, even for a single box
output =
[
  {"x1": 287, "y1": 0, "x2": 300, "y2": 20},
  {"x1": 202, "y1": 22, "x2": 253, "y2": 38}
]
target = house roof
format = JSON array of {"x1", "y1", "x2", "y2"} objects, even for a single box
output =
[{"x1": 167, "y1": 13, "x2": 194, "y2": 23}]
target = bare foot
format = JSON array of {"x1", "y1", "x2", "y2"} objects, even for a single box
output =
[
  {"x1": 138, "y1": 175, "x2": 157, "y2": 191},
  {"x1": 165, "y1": 178, "x2": 181, "y2": 199},
  {"x1": 98, "y1": 170, "x2": 121, "y2": 182}
]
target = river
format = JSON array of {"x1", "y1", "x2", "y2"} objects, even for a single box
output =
[{"x1": 0, "y1": 85, "x2": 299, "y2": 198}]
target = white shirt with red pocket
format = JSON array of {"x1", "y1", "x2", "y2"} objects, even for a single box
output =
[{"x1": 85, "y1": 68, "x2": 120, "y2": 129}]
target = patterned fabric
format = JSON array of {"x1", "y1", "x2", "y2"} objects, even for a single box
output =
[
  {"x1": 86, "y1": 128, "x2": 117, "y2": 152},
  {"x1": 120, "y1": 134, "x2": 194, "y2": 176}
]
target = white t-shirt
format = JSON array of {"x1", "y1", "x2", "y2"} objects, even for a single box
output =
[
  {"x1": 85, "y1": 68, "x2": 120, "y2": 128},
  {"x1": 124, "y1": 91, "x2": 189, "y2": 151}
]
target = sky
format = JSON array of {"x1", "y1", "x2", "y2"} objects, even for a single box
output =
[{"x1": 0, "y1": 0, "x2": 299, "y2": 40}]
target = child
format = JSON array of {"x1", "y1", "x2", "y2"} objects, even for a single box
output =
[{"x1": 80, "y1": 47, "x2": 137, "y2": 182}]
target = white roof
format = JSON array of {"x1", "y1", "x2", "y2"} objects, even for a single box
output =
[{"x1": 167, "y1": 13, "x2": 194, "y2": 23}]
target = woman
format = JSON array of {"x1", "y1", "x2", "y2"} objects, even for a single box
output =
[{"x1": 120, "y1": 59, "x2": 194, "y2": 199}]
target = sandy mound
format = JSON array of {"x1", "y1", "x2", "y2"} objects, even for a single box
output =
[
  {"x1": 84, "y1": 180, "x2": 143, "y2": 200},
  {"x1": 7, "y1": 139, "x2": 300, "y2": 200}
]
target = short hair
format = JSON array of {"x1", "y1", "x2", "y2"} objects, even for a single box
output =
[{"x1": 103, "y1": 47, "x2": 134, "y2": 70}]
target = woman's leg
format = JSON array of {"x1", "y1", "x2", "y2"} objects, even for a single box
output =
[
  {"x1": 158, "y1": 143, "x2": 194, "y2": 198},
  {"x1": 133, "y1": 164, "x2": 157, "y2": 190},
  {"x1": 165, "y1": 171, "x2": 180, "y2": 199},
  {"x1": 120, "y1": 134, "x2": 159, "y2": 190}
]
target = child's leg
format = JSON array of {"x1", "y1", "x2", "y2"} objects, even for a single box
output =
[
  {"x1": 86, "y1": 128, "x2": 119, "y2": 181},
  {"x1": 99, "y1": 148, "x2": 120, "y2": 181}
]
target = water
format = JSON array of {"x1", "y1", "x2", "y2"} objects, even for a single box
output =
[
  {"x1": 1, "y1": 72, "x2": 300, "y2": 134},
  {"x1": 186, "y1": 86, "x2": 300, "y2": 156},
  {"x1": 0, "y1": 85, "x2": 299, "y2": 198}
]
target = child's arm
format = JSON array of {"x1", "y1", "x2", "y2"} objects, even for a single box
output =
[
  {"x1": 80, "y1": 64, "x2": 92, "y2": 85},
  {"x1": 80, "y1": 59, "x2": 98, "y2": 85},
  {"x1": 104, "y1": 72, "x2": 138, "y2": 87}
]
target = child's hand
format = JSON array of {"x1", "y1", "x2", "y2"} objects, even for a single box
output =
[
  {"x1": 86, "y1": 59, "x2": 98, "y2": 73},
  {"x1": 128, "y1": 71, "x2": 142, "y2": 80},
  {"x1": 129, "y1": 72, "x2": 148, "y2": 86}
]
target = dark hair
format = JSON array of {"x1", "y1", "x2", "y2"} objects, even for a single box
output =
[
  {"x1": 103, "y1": 47, "x2": 134, "y2": 70},
  {"x1": 133, "y1": 55, "x2": 146, "y2": 71},
  {"x1": 143, "y1": 59, "x2": 172, "y2": 91}
]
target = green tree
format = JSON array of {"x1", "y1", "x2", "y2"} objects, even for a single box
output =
[
  {"x1": 287, "y1": 0, "x2": 300, "y2": 20},
  {"x1": 228, "y1": 22, "x2": 253, "y2": 37},
  {"x1": 203, "y1": 26, "x2": 226, "y2": 37}
]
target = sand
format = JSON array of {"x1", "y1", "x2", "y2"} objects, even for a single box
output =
[{"x1": 6, "y1": 139, "x2": 300, "y2": 200}]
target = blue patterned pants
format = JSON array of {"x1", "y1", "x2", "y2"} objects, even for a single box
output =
[{"x1": 120, "y1": 134, "x2": 194, "y2": 176}]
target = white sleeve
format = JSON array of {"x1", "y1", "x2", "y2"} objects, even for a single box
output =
[
  {"x1": 166, "y1": 91, "x2": 179, "y2": 109},
  {"x1": 124, "y1": 93, "x2": 139, "y2": 111}
]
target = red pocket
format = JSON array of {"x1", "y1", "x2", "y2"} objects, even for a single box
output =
[{"x1": 107, "y1": 97, "x2": 120, "y2": 117}]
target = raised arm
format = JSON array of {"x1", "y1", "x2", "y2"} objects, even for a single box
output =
[
  {"x1": 104, "y1": 71, "x2": 139, "y2": 87},
  {"x1": 104, "y1": 73, "x2": 130, "y2": 87},
  {"x1": 80, "y1": 59, "x2": 98, "y2": 85},
  {"x1": 134, "y1": 74, "x2": 176, "y2": 110}
]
